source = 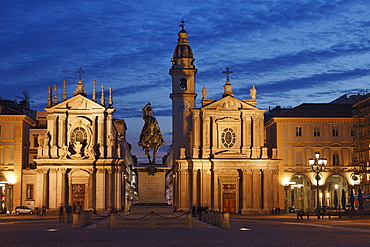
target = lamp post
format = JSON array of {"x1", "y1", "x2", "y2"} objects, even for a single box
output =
[{"x1": 309, "y1": 153, "x2": 327, "y2": 217}]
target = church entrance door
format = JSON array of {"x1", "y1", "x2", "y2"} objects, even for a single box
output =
[
  {"x1": 223, "y1": 193, "x2": 236, "y2": 213},
  {"x1": 72, "y1": 184, "x2": 85, "y2": 210}
]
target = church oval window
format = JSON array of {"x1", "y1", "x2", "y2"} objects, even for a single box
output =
[
  {"x1": 221, "y1": 127, "x2": 236, "y2": 148},
  {"x1": 71, "y1": 127, "x2": 87, "y2": 143}
]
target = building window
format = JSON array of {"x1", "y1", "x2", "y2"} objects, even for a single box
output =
[
  {"x1": 351, "y1": 129, "x2": 356, "y2": 137},
  {"x1": 333, "y1": 153, "x2": 339, "y2": 166},
  {"x1": 179, "y1": 78, "x2": 187, "y2": 90},
  {"x1": 296, "y1": 127, "x2": 302, "y2": 137},
  {"x1": 70, "y1": 127, "x2": 87, "y2": 143},
  {"x1": 221, "y1": 127, "x2": 236, "y2": 148},
  {"x1": 26, "y1": 184, "x2": 34, "y2": 199},
  {"x1": 314, "y1": 126, "x2": 320, "y2": 137},
  {"x1": 332, "y1": 127, "x2": 339, "y2": 137}
]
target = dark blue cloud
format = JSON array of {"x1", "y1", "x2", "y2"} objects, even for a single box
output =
[{"x1": 2, "y1": 0, "x2": 370, "y2": 159}]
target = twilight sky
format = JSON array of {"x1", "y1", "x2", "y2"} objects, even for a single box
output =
[{"x1": 1, "y1": 0, "x2": 370, "y2": 162}]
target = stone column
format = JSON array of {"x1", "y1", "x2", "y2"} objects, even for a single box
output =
[
  {"x1": 192, "y1": 111, "x2": 200, "y2": 158},
  {"x1": 48, "y1": 168, "x2": 58, "y2": 209},
  {"x1": 97, "y1": 116, "x2": 105, "y2": 157},
  {"x1": 242, "y1": 116, "x2": 251, "y2": 156},
  {"x1": 192, "y1": 169, "x2": 198, "y2": 208},
  {"x1": 36, "y1": 168, "x2": 48, "y2": 207},
  {"x1": 58, "y1": 115, "x2": 67, "y2": 148},
  {"x1": 106, "y1": 114, "x2": 114, "y2": 158},
  {"x1": 115, "y1": 167, "x2": 122, "y2": 210},
  {"x1": 213, "y1": 169, "x2": 219, "y2": 211},
  {"x1": 241, "y1": 169, "x2": 252, "y2": 214},
  {"x1": 200, "y1": 168, "x2": 211, "y2": 208},
  {"x1": 202, "y1": 116, "x2": 211, "y2": 158},
  {"x1": 49, "y1": 115, "x2": 58, "y2": 158},
  {"x1": 96, "y1": 168, "x2": 106, "y2": 210},
  {"x1": 252, "y1": 169, "x2": 261, "y2": 210},
  {"x1": 57, "y1": 168, "x2": 67, "y2": 207},
  {"x1": 263, "y1": 169, "x2": 272, "y2": 211},
  {"x1": 178, "y1": 168, "x2": 189, "y2": 211},
  {"x1": 106, "y1": 168, "x2": 113, "y2": 210},
  {"x1": 88, "y1": 168, "x2": 96, "y2": 210}
]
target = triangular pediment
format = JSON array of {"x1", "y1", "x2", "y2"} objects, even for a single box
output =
[
  {"x1": 47, "y1": 94, "x2": 106, "y2": 111},
  {"x1": 313, "y1": 143, "x2": 324, "y2": 147},
  {"x1": 201, "y1": 95, "x2": 258, "y2": 111}
]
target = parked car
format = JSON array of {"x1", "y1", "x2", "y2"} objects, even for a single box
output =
[
  {"x1": 15, "y1": 206, "x2": 34, "y2": 215},
  {"x1": 289, "y1": 207, "x2": 298, "y2": 213}
]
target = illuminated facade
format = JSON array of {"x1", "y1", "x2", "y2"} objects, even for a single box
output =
[
  {"x1": 265, "y1": 102, "x2": 356, "y2": 212},
  {"x1": 167, "y1": 26, "x2": 281, "y2": 214},
  {"x1": 0, "y1": 100, "x2": 36, "y2": 212}
]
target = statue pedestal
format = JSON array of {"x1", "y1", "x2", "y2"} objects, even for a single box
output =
[{"x1": 131, "y1": 166, "x2": 172, "y2": 215}]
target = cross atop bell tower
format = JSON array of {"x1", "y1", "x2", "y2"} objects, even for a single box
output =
[
  {"x1": 222, "y1": 67, "x2": 234, "y2": 97},
  {"x1": 169, "y1": 21, "x2": 197, "y2": 160}
]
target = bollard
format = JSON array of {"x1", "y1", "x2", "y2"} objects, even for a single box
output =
[
  {"x1": 149, "y1": 213, "x2": 155, "y2": 229},
  {"x1": 221, "y1": 213, "x2": 230, "y2": 229},
  {"x1": 110, "y1": 213, "x2": 117, "y2": 229},
  {"x1": 72, "y1": 213, "x2": 80, "y2": 229},
  {"x1": 307, "y1": 211, "x2": 309, "y2": 219},
  {"x1": 185, "y1": 213, "x2": 192, "y2": 229}
]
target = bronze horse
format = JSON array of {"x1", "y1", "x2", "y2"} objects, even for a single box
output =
[{"x1": 138, "y1": 103, "x2": 165, "y2": 165}]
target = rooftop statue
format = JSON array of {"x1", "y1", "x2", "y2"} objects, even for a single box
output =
[{"x1": 138, "y1": 102, "x2": 166, "y2": 170}]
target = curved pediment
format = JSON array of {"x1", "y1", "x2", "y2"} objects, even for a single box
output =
[
  {"x1": 331, "y1": 143, "x2": 342, "y2": 148},
  {"x1": 293, "y1": 143, "x2": 305, "y2": 147}
]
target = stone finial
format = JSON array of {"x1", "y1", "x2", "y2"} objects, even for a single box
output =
[
  {"x1": 53, "y1": 84, "x2": 58, "y2": 106},
  {"x1": 100, "y1": 85, "x2": 105, "y2": 106},
  {"x1": 108, "y1": 87, "x2": 113, "y2": 107},
  {"x1": 63, "y1": 80, "x2": 67, "y2": 101},
  {"x1": 47, "y1": 86, "x2": 52, "y2": 107},
  {"x1": 92, "y1": 80, "x2": 97, "y2": 102}
]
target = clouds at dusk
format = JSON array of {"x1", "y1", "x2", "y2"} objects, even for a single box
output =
[{"x1": 1, "y1": 0, "x2": 370, "y2": 161}]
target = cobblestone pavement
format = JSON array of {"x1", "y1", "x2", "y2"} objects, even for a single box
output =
[{"x1": 1, "y1": 213, "x2": 370, "y2": 247}]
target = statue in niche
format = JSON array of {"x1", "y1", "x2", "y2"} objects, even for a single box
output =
[
  {"x1": 43, "y1": 133, "x2": 50, "y2": 146},
  {"x1": 37, "y1": 134, "x2": 44, "y2": 147},
  {"x1": 250, "y1": 86, "x2": 257, "y2": 100},
  {"x1": 107, "y1": 134, "x2": 114, "y2": 147},
  {"x1": 138, "y1": 102, "x2": 166, "y2": 174}
]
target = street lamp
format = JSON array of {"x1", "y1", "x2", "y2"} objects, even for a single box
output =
[{"x1": 309, "y1": 153, "x2": 327, "y2": 216}]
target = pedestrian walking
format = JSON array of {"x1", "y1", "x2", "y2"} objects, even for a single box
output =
[
  {"x1": 74, "y1": 201, "x2": 82, "y2": 214},
  {"x1": 42, "y1": 205, "x2": 46, "y2": 216},
  {"x1": 66, "y1": 205, "x2": 73, "y2": 223},
  {"x1": 59, "y1": 205, "x2": 65, "y2": 223}
]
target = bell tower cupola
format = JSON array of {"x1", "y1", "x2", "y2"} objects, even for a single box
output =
[{"x1": 169, "y1": 21, "x2": 197, "y2": 160}]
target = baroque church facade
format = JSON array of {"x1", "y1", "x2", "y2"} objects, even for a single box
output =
[
  {"x1": 167, "y1": 26, "x2": 282, "y2": 214},
  {"x1": 28, "y1": 79, "x2": 135, "y2": 212}
]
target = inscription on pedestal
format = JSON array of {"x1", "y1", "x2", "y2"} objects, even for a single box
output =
[{"x1": 138, "y1": 171, "x2": 166, "y2": 203}]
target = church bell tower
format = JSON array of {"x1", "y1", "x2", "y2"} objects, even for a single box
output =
[{"x1": 169, "y1": 21, "x2": 197, "y2": 160}]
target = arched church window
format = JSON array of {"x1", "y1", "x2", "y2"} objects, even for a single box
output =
[
  {"x1": 71, "y1": 127, "x2": 87, "y2": 143},
  {"x1": 221, "y1": 127, "x2": 236, "y2": 148},
  {"x1": 179, "y1": 78, "x2": 187, "y2": 90}
]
